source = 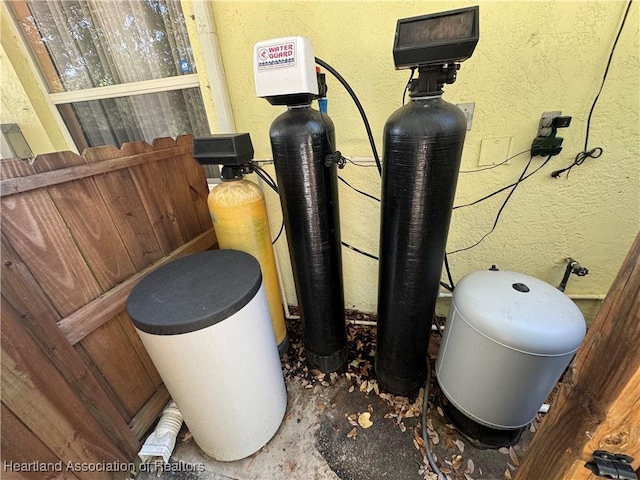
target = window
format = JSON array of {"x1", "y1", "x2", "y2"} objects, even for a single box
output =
[{"x1": 9, "y1": 0, "x2": 214, "y2": 174}]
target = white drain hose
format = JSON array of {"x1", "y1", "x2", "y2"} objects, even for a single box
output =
[{"x1": 138, "y1": 402, "x2": 183, "y2": 464}]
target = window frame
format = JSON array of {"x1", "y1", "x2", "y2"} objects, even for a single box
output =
[
  {"x1": 48, "y1": 74, "x2": 201, "y2": 104},
  {"x1": 5, "y1": 0, "x2": 234, "y2": 170}
]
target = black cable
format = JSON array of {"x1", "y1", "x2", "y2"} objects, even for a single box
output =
[
  {"x1": 272, "y1": 220, "x2": 285, "y2": 244},
  {"x1": 341, "y1": 241, "x2": 378, "y2": 260},
  {"x1": 584, "y1": 0, "x2": 632, "y2": 152},
  {"x1": 315, "y1": 57, "x2": 382, "y2": 175},
  {"x1": 402, "y1": 67, "x2": 416, "y2": 105},
  {"x1": 422, "y1": 358, "x2": 447, "y2": 480},
  {"x1": 252, "y1": 163, "x2": 279, "y2": 192},
  {"x1": 453, "y1": 155, "x2": 552, "y2": 210},
  {"x1": 448, "y1": 155, "x2": 539, "y2": 255},
  {"x1": 553, "y1": 0, "x2": 632, "y2": 178},
  {"x1": 252, "y1": 162, "x2": 377, "y2": 258},
  {"x1": 551, "y1": 147, "x2": 603, "y2": 178},
  {"x1": 338, "y1": 175, "x2": 380, "y2": 202},
  {"x1": 250, "y1": 163, "x2": 284, "y2": 244},
  {"x1": 443, "y1": 254, "x2": 455, "y2": 290},
  {"x1": 459, "y1": 149, "x2": 530, "y2": 173},
  {"x1": 253, "y1": 168, "x2": 278, "y2": 194}
]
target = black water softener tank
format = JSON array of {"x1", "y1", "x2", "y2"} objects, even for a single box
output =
[
  {"x1": 376, "y1": 84, "x2": 467, "y2": 395},
  {"x1": 270, "y1": 106, "x2": 348, "y2": 373},
  {"x1": 376, "y1": 6, "x2": 480, "y2": 395}
]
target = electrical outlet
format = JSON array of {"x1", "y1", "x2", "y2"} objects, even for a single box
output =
[
  {"x1": 457, "y1": 103, "x2": 475, "y2": 131},
  {"x1": 537, "y1": 111, "x2": 562, "y2": 137},
  {"x1": 531, "y1": 111, "x2": 572, "y2": 157}
]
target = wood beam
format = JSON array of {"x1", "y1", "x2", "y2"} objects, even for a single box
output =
[{"x1": 515, "y1": 232, "x2": 640, "y2": 479}]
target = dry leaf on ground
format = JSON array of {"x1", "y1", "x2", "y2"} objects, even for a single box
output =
[
  {"x1": 509, "y1": 446, "x2": 520, "y2": 466},
  {"x1": 465, "y1": 458, "x2": 475, "y2": 474},
  {"x1": 358, "y1": 412, "x2": 373, "y2": 428}
]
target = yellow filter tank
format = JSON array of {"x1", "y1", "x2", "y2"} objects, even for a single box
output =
[{"x1": 208, "y1": 178, "x2": 288, "y2": 354}]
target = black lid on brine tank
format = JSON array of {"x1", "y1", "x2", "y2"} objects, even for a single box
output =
[{"x1": 127, "y1": 250, "x2": 262, "y2": 335}]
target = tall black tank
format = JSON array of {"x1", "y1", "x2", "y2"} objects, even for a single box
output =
[
  {"x1": 269, "y1": 106, "x2": 347, "y2": 372},
  {"x1": 376, "y1": 94, "x2": 467, "y2": 395}
]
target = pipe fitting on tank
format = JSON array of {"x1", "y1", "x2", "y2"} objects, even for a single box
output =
[
  {"x1": 558, "y1": 258, "x2": 589, "y2": 292},
  {"x1": 324, "y1": 151, "x2": 346, "y2": 168},
  {"x1": 138, "y1": 402, "x2": 183, "y2": 464}
]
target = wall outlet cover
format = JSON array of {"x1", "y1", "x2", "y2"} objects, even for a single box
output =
[
  {"x1": 457, "y1": 103, "x2": 475, "y2": 131},
  {"x1": 478, "y1": 136, "x2": 513, "y2": 166}
]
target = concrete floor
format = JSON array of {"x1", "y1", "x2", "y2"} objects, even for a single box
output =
[{"x1": 135, "y1": 320, "x2": 537, "y2": 480}]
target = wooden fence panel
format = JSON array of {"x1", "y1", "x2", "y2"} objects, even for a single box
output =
[
  {"x1": 0, "y1": 137, "x2": 217, "y2": 473},
  {"x1": 515, "y1": 232, "x2": 640, "y2": 479},
  {"x1": 0, "y1": 162, "x2": 102, "y2": 317},
  {"x1": 1, "y1": 303, "x2": 127, "y2": 480},
  {"x1": 122, "y1": 141, "x2": 185, "y2": 255},
  {"x1": 152, "y1": 137, "x2": 204, "y2": 240},
  {"x1": 0, "y1": 235, "x2": 139, "y2": 458},
  {"x1": 83, "y1": 146, "x2": 164, "y2": 271},
  {"x1": 31, "y1": 150, "x2": 155, "y2": 419},
  {"x1": 176, "y1": 134, "x2": 212, "y2": 231},
  {"x1": 32, "y1": 151, "x2": 137, "y2": 290},
  {"x1": 1, "y1": 403, "x2": 79, "y2": 480}
]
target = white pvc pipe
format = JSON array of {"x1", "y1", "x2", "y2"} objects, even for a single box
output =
[{"x1": 189, "y1": 1, "x2": 236, "y2": 133}]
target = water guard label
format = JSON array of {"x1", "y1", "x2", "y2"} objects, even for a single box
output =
[{"x1": 257, "y1": 41, "x2": 296, "y2": 70}]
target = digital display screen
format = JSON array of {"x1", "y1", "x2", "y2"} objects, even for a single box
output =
[
  {"x1": 397, "y1": 11, "x2": 475, "y2": 47},
  {"x1": 393, "y1": 6, "x2": 479, "y2": 69}
]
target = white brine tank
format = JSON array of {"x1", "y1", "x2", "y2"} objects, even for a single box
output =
[
  {"x1": 127, "y1": 250, "x2": 287, "y2": 461},
  {"x1": 435, "y1": 268, "x2": 586, "y2": 444}
]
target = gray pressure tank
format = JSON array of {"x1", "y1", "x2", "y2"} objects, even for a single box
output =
[{"x1": 436, "y1": 269, "x2": 586, "y2": 435}]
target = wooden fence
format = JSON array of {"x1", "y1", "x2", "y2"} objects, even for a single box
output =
[
  {"x1": 1, "y1": 135, "x2": 217, "y2": 479},
  {"x1": 515, "y1": 231, "x2": 640, "y2": 479}
]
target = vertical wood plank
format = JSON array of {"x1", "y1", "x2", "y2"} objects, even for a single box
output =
[
  {"x1": 0, "y1": 157, "x2": 38, "y2": 178},
  {"x1": 32, "y1": 151, "x2": 137, "y2": 290},
  {"x1": 121, "y1": 141, "x2": 185, "y2": 254},
  {"x1": 1, "y1": 403, "x2": 80, "y2": 480},
  {"x1": 1, "y1": 302, "x2": 128, "y2": 480},
  {"x1": 118, "y1": 312, "x2": 163, "y2": 388},
  {"x1": 83, "y1": 145, "x2": 164, "y2": 271},
  {"x1": 0, "y1": 163, "x2": 102, "y2": 317},
  {"x1": 0, "y1": 235, "x2": 140, "y2": 459},
  {"x1": 32, "y1": 151, "x2": 157, "y2": 417},
  {"x1": 78, "y1": 316, "x2": 156, "y2": 419},
  {"x1": 152, "y1": 137, "x2": 202, "y2": 240},
  {"x1": 176, "y1": 134, "x2": 212, "y2": 232},
  {"x1": 516, "y1": 233, "x2": 640, "y2": 479}
]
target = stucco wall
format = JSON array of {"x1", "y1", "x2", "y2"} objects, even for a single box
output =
[
  {"x1": 0, "y1": 42, "x2": 56, "y2": 156},
  {"x1": 2, "y1": 1, "x2": 638, "y2": 322},
  {"x1": 0, "y1": 3, "x2": 73, "y2": 154},
  {"x1": 210, "y1": 1, "x2": 639, "y2": 321}
]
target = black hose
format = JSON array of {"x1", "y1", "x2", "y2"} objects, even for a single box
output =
[
  {"x1": 422, "y1": 359, "x2": 449, "y2": 480},
  {"x1": 315, "y1": 57, "x2": 382, "y2": 175}
]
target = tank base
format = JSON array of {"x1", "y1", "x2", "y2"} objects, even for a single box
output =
[
  {"x1": 306, "y1": 344, "x2": 348, "y2": 373},
  {"x1": 277, "y1": 335, "x2": 289, "y2": 358},
  {"x1": 437, "y1": 391, "x2": 524, "y2": 450},
  {"x1": 375, "y1": 363, "x2": 425, "y2": 396}
]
